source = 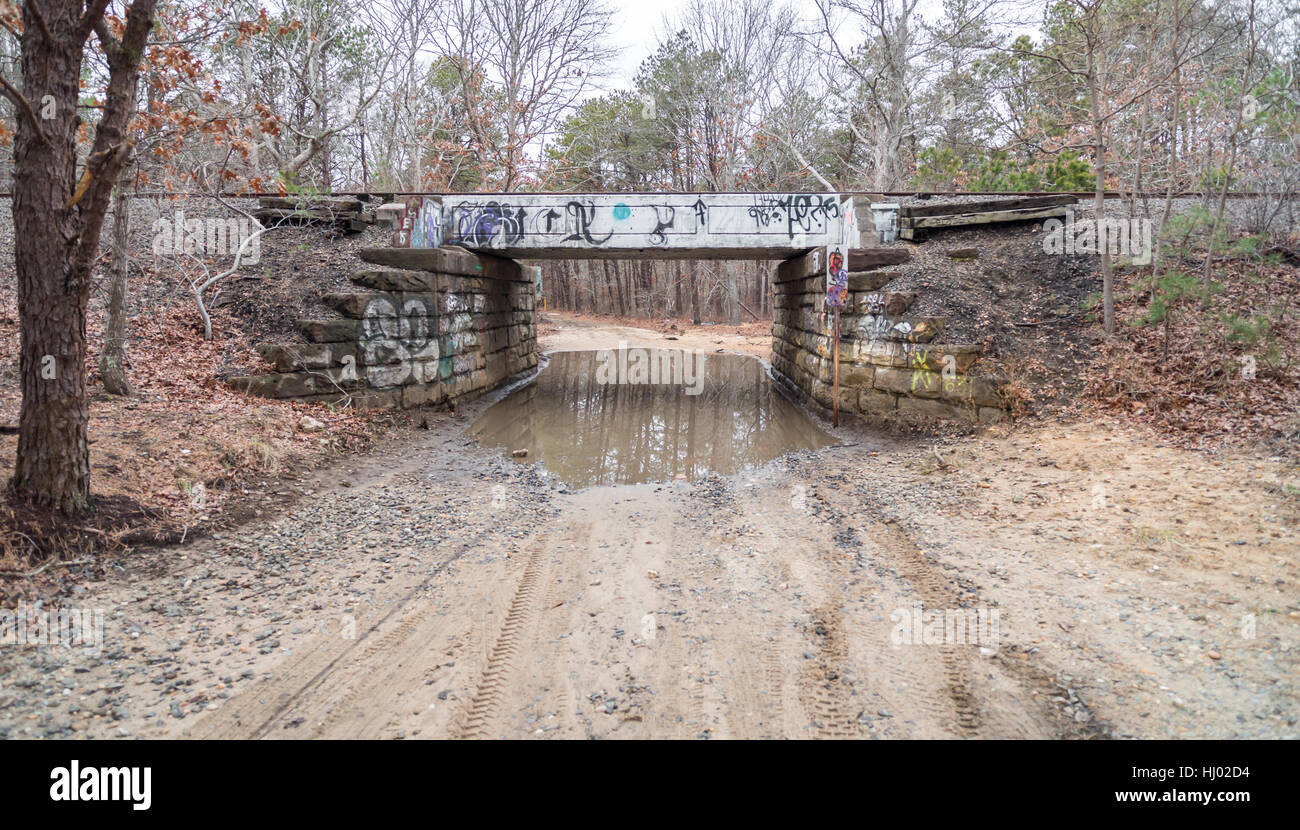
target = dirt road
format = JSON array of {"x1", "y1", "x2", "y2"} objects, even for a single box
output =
[{"x1": 1, "y1": 318, "x2": 1295, "y2": 739}]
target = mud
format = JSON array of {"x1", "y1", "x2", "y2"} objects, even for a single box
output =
[{"x1": 471, "y1": 350, "x2": 840, "y2": 487}]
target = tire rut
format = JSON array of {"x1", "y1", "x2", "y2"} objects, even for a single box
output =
[
  {"x1": 870, "y1": 516, "x2": 982, "y2": 735},
  {"x1": 800, "y1": 605, "x2": 863, "y2": 738},
  {"x1": 456, "y1": 543, "x2": 551, "y2": 739}
]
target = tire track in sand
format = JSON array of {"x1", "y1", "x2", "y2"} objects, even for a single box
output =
[{"x1": 456, "y1": 543, "x2": 551, "y2": 739}]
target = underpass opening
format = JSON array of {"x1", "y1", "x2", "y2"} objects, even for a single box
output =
[
  {"x1": 230, "y1": 192, "x2": 1012, "y2": 468},
  {"x1": 411, "y1": 192, "x2": 1007, "y2": 424},
  {"x1": 429, "y1": 192, "x2": 859, "y2": 482}
]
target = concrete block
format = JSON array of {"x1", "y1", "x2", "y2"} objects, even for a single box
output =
[
  {"x1": 846, "y1": 271, "x2": 898, "y2": 292},
  {"x1": 872, "y1": 367, "x2": 913, "y2": 396},
  {"x1": 838, "y1": 362, "x2": 875, "y2": 388},
  {"x1": 257, "y1": 343, "x2": 333, "y2": 371},
  {"x1": 301, "y1": 319, "x2": 362, "y2": 343},
  {"x1": 365, "y1": 363, "x2": 412, "y2": 388},
  {"x1": 903, "y1": 344, "x2": 983, "y2": 375},
  {"x1": 859, "y1": 389, "x2": 897, "y2": 413},
  {"x1": 856, "y1": 340, "x2": 906, "y2": 367},
  {"x1": 351, "y1": 269, "x2": 439, "y2": 293},
  {"x1": 359, "y1": 246, "x2": 522, "y2": 281},
  {"x1": 376, "y1": 202, "x2": 407, "y2": 229},
  {"x1": 896, "y1": 395, "x2": 977, "y2": 422}
]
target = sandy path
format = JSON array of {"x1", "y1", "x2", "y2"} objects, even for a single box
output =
[
  {"x1": 0, "y1": 320, "x2": 1295, "y2": 740},
  {"x1": 539, "y1": 311, "x2": 772, "y2": 358}
]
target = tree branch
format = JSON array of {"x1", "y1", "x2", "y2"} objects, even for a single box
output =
[
  {"x1": 26, "y1": 0, "x2": 53, "y2": 43},
  {"x1": 78, "y1": 0, "x2": 114, "y2": 41},
  {"x1": 0, "y1": 74, "x2": 50, "y2": 145}
]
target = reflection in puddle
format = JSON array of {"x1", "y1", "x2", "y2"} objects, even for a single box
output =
[{"x1": 471, "y1": 349, "x2": 838, "y2": 487}]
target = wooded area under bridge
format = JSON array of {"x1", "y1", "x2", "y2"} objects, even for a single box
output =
[{"x1": 543, "y1": 258, "x2": 776, "y2": 323}]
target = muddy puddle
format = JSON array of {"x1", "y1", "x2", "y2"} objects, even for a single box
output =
[{"x1": 471, "y1": 349, "x2": 838, "y2": 487}]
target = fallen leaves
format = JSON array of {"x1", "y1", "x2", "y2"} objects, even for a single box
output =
[{"x1": 1082, "y1": 255, "x2": 1300, "y2": 450}]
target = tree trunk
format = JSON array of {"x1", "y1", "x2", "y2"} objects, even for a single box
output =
[
  {"x1": 1156, "y1": 1, "x2": 1182, "y2": 268},
  {"x1": 673, "y1": 264, "x2": 682, "y2": 318},
  {"x1": 726, "y1": 262, "x2": 740, "y2": 325},
  {"x1": 99, "y1": 183, "x2": 134, "y2": 396},
  {"x1": 11, "y1": 11, "x2": 94, "y2": 512},
  {"x1": 691, "y1": 261, "x2": 702, "y2": 325},
  {"x1": 7, "y1": 0, "x2": 157, "y2": 513},
  {"x1": 607, "y1": 260, "x2": 624, "y2": 316},
  {"x1": 1088, "y1": 42, "x2": 1114, "y2": 336},
  {"x1": 1203, "y1": 42, "x2": 1253, "y2": 298},
  {"x1": 359, "y1": 122, "x2": 369, "y2": 190}
]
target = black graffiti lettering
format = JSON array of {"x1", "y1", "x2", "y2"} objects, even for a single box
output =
[
  {"x1": 693, "y1": 198, "x2": 708, "y2": 228},
  {"x1": 748, "y1": 195, "x2": 785, "y2": 228},
  {"x1": 501, "y1": 207, "x2": 527, "y2": 244},
  {"x1": 745, "y1": 194, "x2": 842, "y2": 239},
  {"x1": 649, "y1": 206, "x2": 676, "y2": 246},
  {"x1": 563, "y1": 200, "x2": 613, "y2": 245},
  {"x1": 542, "y1": 208, "x2": 561, "y2": 233},
  {"x1": 779, "y1": 194, "x2": 840, "y2": 239}
]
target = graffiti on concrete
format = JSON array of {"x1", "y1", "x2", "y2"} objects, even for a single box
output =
[
  {"x1": 451, "y1": 200, "x2": 527, "y2": 247},
  {"x1": 395, "y1": 196, "x2": 443, "y2": 248},
  {"x1": 358, "y1": 294, "x2": 440, "y2": 385},
  {"x1": 748, "y1": 194, "x2": 843, "y2": 239},
  {"x1": 428, "y1": 193, "x2": 858, "y2": 253},
  {"x1": 562, "y1": 200, "x2": 614, "y2": 245},
  {"x1": 855, "y1": 313, "x2": 945, "y2": 344}
]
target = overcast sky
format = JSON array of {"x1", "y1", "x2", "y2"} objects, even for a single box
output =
[
  {"x1": 602, "y1": 0, "x2": 1037, "y2": 90},
  {"x1": 606, "y1": 0, "x2": 692, "y2": 87}
]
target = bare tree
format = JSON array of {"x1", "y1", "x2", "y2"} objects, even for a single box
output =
[
  {"x1": 249, "y1": 0, "x2": 430, "y2": 186},
  {"x1": 0, "y1": 0, "x2": 159, "y2": 512},
  {"x1": 816, "y1": 0, "x2": 925, "y2": 190},
  {"x1": 431, "y1": 0, "x2": 614, "y2": 189},
  {"x1": 1011, "y1": 0, "x2": 1226, "y2": 334},
  {"x1": 99, "y1": 176, "x2": 134, "y2": 395}
]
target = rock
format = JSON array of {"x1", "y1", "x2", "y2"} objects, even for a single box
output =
[
  {"x1": 847, "y1": 248, "x2": 911, "y2": 271},
  {"x1": 359, "y1": 247, "x2": 524, "y2": 281},
  {"x1": 511, "y1": 448, "x2": 528, "y2": 458},
  {"x1": 375, "y1": 202, "x2": 408, "y2": 229},
  {"x1": 298, "y1": 415, "x2": 326, "y2": 433},
  {"x1": 846, "y1": 270, "x2": 898, "y2": 292}
]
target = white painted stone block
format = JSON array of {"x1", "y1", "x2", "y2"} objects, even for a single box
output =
[{"x1": 412, "y1": 193, "x2": 859, "y2": 258}]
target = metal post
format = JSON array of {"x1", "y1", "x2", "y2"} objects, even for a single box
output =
[{"x1": 832, "y1": 307, "x2": 841, "y2": 427}]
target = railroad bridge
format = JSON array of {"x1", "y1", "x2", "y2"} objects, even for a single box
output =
[{"x1": 232, "y1": 192, "x2": 1019, "y2": 423}]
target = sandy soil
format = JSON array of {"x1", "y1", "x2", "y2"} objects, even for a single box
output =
[
  {"x1": 539, "y1": 311, "x2": 772, "y2": 358},
  {"x1": 0, "y1": 320, "x2": 1295, "y2": 740}
]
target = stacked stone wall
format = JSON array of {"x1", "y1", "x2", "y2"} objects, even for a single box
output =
[
  {"x1": 230, "y1": 246, "x2": 538, "y2": 408},
  {"x1": 770, "y1": 249, "x2": 1008, "y2": 423}
]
